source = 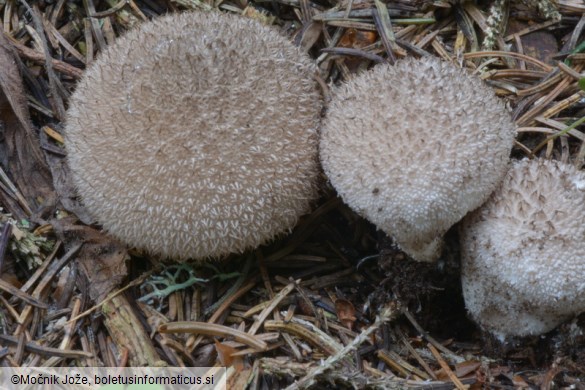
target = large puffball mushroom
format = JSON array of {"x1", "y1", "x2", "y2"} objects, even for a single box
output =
[
  {"x1": 460, "y1": 158, "x2": 585, "y2": 338},
  {"x1": 64, "y1": 12, "x2": 323, "y2": 261},
  {"x1": 320, "y1": 56, "x2": 516, "y2": 262}
]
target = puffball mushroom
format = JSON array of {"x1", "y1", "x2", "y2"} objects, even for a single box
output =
[
  {"x1": 320, "y1": 56, "x2": 516, "y2": 262},
  {"x1": 64, "y1": 12, "x2": 323, "y2": 261},
  {"x1": 460, "y1": 158, "x2": 585, "y2": 338}
]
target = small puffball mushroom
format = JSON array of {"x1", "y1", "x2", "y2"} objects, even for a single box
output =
[
  {"x1": 65, "y1": 12, "x2": 323, "y2": 261},
  {"x1": 320, "y1": 56, "x2": 516, "y2": 262},
  {"x1": 460, "y1": 158, "x2": 585, "y2": 338}
]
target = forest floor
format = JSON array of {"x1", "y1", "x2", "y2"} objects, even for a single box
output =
[{"x1": 0, "y1": 0, "x2": 584, "y2": 388}]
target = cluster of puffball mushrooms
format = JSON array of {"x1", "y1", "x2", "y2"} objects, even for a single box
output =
[{"x1": 64, "y1": 11, "x2": 585, "y2": 339}]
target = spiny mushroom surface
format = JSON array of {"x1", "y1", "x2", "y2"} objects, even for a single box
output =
[
  {"x1": 319, "y1": 56, "x2": 516, "y2": 262},
  {"x1": 460, "y1": 158, "x2": 585, "y2": 338},
  {"x1": 65, "y1": 11, "x2": 322, "y2": 261}
]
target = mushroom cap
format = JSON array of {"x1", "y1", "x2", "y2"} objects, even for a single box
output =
[
  {"x1": 319, "y1": 56, "x2": 516, "y2": 262},
  {"x1": 64, "y1": 12, "x2": 322, "y2": 261},
  {"x1": 460, "y1": 158, "x2": 585, "y2": 337}
]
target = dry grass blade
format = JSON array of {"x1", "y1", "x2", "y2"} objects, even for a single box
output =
[
  {"x1": 517, "y1": 63, "x2": 584, "y2": 125},
  {"x1": 539, "y1": 91, "x2": 585, "y2": 121},
  {"x1": 428, "y1": 343, "x2": 467, "y2": 390},
  {"x1": 464, "y1": 51, "x2": 554, "y2": 71},
  {"x1": 0, "y1": 167, "x2": 31, "y2": 215},
  {"x1": 397, "y1": 327, "x2": 438, "y2": 380},
  {"x1": 377, "y1": 350, "x2": 410, "y2": 377},
  {"x1": 532, "y1": 116, "x2": 585, "y2": 154},
  {"x1": 186, "y1": 277, "x2": 257, "y2": 352},
  {"x1": 557, "y1": 61, "x2": 583, "y2": 80},
  {"x1": 504, "y1": 19, "x2": 558, "y2": 41},
  {"x1": 90, "y1": 0, "x2": 129, "y2": 18},
  {"x1": 44, "y1": 22, "x2": 85, "y2": 64},
  {"x1": 19, "y1": 0, "x2": 66, "y2": 120},
  {"x1": 264, "y1": 320, "x2": 340, "y2": 356},
  {"x1": 83, "y1": 0, "x2": 107, "y2": 50},
  {"x1": 205, "y1": 256, "x2": 253, "y2": 317},
  {"x1": 0, "y1": 278, "x2": 47, "y2": 308},
  {"x1": 403, "y1": 311, "x2": 462, "y2": 363},
  {"x1": 516, "y1": 70, "x2": 561, "y2": 96},
  {"x1": 43, "y1": 297, "x2": 83, "y2": 366},
  {"x1": 246, "y1": 281, "x2": 297, "y2": 335},
  {"x1": 66, "y1": 270, "x2": 153, "y2": 324},
  {"x1": 284, "y1": 305, "x2": 399, "y2": 390},
  {"x1": 8, "y1": 39, "x2": 83, "y2": 78},
  {"x1": 373, "y1": 0, "x2": 396, "y2": 63},
  {"x1": 159, "y1": 321, "x2": 268, "y2": 351},
  {"x1": 378, "y1": 349, "x2": 430, "y2": 379},
  {"x1": 0, "y1": 334, "x2": 93, "y2": 359}
]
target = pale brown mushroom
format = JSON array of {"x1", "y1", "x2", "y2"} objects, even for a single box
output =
[
  {"x1": 65, "y1": 12, "x2": 323, "y2": 261},
  {"x1": 320, "y1": 56, "x2": 516, "y2": 261},
  {"x1": 460, "y1": 158, "x2": 585, "y2": 338}
]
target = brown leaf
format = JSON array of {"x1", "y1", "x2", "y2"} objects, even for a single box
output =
[
  {"x1": 507, "y1": 19, "x2": 558, "y2": 68},
  {"x1": 0, "y1": 32, "x2": 55, "y2": 217},
  {"x1": 339, "y1": 29, "x2": 378, "y2": 48},
  {"x1": 0, "y1": 34, "x2": 33, "y2": 136},
  {"x1": 214, "y1": 339, "x2": 244, "y2": 371},
  {"x1": 435, "y1": 368, "x2": 449, "y2": 381},
  {"x1": 512, "y1": 375, "x2": 530, "y2": 388},
  {"x1": 51, "y1": 217, "x2": 127, "y2": 302},
  {"x1": 298, "y1": 22, "x2": 323, "y2": 53},
  {"x1": 335, "y1": 298, "x2": 357, "y2": 330},
  {"x1": 455, "y1": 360, "x2": 481, "y2": 378},
  {"x1": 1, "y1": 272, "x2": 22, "y2": 289},
  {"x1": 337, "y1": 29, "x2": 378, "y2": 74},
  {"x1": 43, "y1": 144, "x2": 94, "y2": 224}
]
